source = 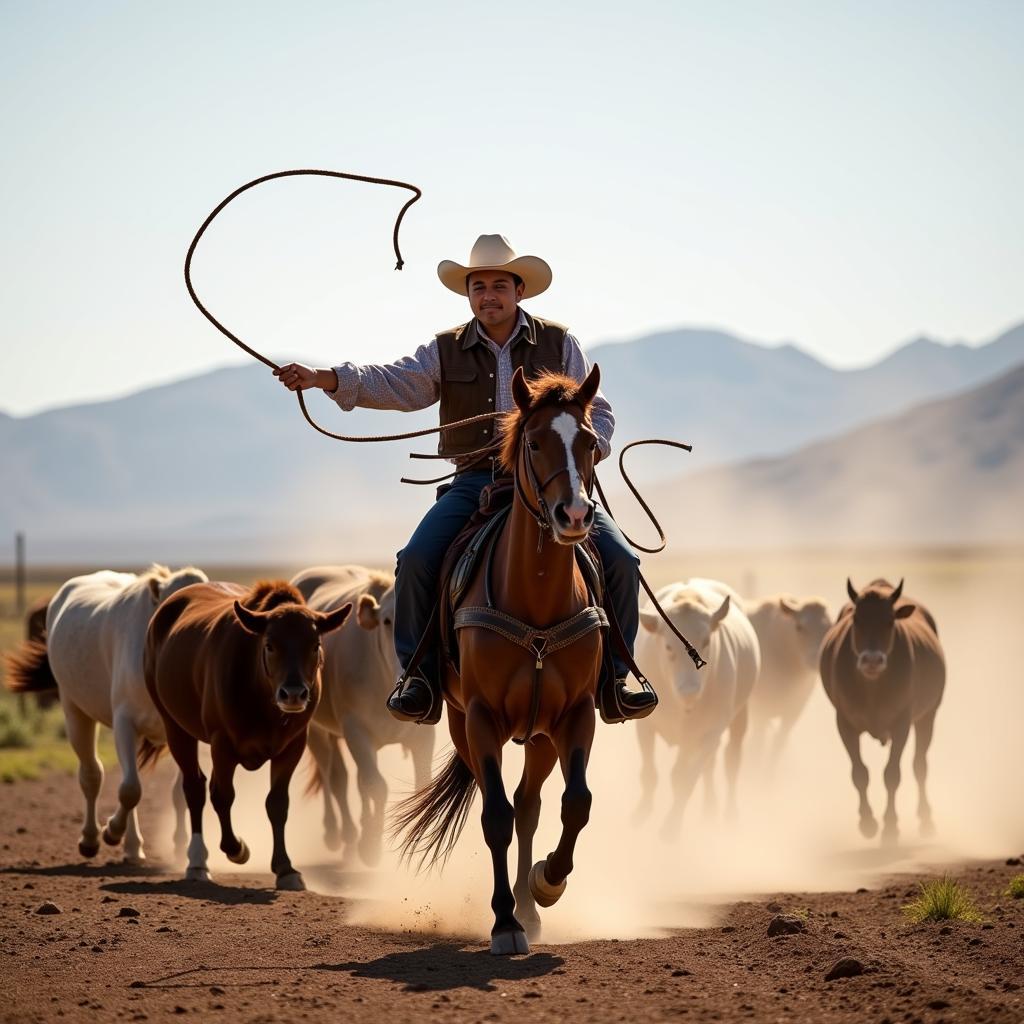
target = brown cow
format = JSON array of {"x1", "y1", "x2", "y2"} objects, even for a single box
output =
[
  {"x1": 820, "y1": 578, "x2": 945, "y2": 845},
  {"x1": 144, "y1": 580, "x2": 350, "y2": 889}
]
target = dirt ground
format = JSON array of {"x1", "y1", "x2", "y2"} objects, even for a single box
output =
[{"x1": 1, "y1": 770, "x2": 1021, "y2": 1024}]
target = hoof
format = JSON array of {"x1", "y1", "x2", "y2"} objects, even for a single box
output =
[
  {"x1": 518, "y1": 910, "x2": 542, "y2": 943},
  {"x1": 490, "y1": 929, "x2": 529, "y2": 955},
  {"x1": 324, "y1": 829, "x2": 343, "y2": 853},
  {"x1": 123, "y1": 851, "x2": 146, "y2": 866},
  {"x1": 226, "y1": 839, "x2": 250, "y2": 865},
  {"x1": 185, "y1": 866, "x2": 211, "y2": 882},
  {"x1": 859, "y1": 815, "x2": 878, "y2": 839},
  {"x1": 79, "y1": 839, "x2": 100, "y2": 859},
  {"x1": 529, "y1": 860, "x2": 567, "y2": 908},
  {"x1": 102, "y1": 825, "x2": 123, "y2": 847},
  {"x1": 276, "y1": 870, "x2": 305, "y2": 892}
]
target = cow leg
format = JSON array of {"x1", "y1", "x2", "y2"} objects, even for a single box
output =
[
  {"x1": 701, "y1": 742, "x2": 719, "y2": 821},
  {"x1": 512, "y1": 735, "x2": 558, "y2": 942},
  {"x1": 767, "y1": 707, "x2": 799, "y2": 778},
  {"x1": 662, "y1": 731, "x2": 719, "y2": 841},
  {"x1": 724, "y1": 703, "x2": 749, "y2": 822},
  {"x1": 913, "y1": 709, "x2": 937, "y2": 838},
  {"x1": 881, "y1": 717, "x2": 911, "y2": 846},
  {"x1": 408, "y1": 730, "x2": 434, "y2": 792},
  {"x1": 267, "y1": 734, "x2": 307, "y2": 890},
  {"x1": 210, "y1": 739, "x2": 248, "y2": 865},
  {"x1": 163, "y1": 719, "x2": 209, "y2": 880},
  {"x1": 344, "y1": 718, "x2": 388, "y2": 867},
  {"x1": 836, "y1": 713, "x2": 876, "y2": 839},
  {"x1": 62, "y1": 700, "x2": 103, "y2": 859},
  {"x1": 306, "y1": 726, "x2": 354, "y2": 853},
  {"x1": 103, "y1": 709, "x2": 142, "y2": 859},
  {"x1": 631, "y1": 719, "x2": 657, "y2": 825}
]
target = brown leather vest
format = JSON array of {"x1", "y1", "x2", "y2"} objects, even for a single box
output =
[{"x1": 436, "y1": 312, "x2": 567, "y2": 461}]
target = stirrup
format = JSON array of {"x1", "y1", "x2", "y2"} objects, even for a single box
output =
[
  {"x1": 598, "y1": 677, "x2": 658, "y2": 725},
  {"x1": 387, "y1": 674, "x2": 443, "y2": 726}
]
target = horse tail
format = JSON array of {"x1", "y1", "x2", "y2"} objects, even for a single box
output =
[
  {"x1": 136, "y1": 737, "x2": 165, "y2": 772},
  {"x1": 3, "y1": 639, "x2": 57, "y2": 694},
  {"x1": 389, "y1": 750, "x2": 477, "y2": 870}
]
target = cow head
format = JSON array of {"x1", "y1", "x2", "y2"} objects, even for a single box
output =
[
  {"x1": 779, "y1": 596, "x2": 833, "y2": 670},
  {"x1": 845, "y1": 578, "x2": 915, "y2": 680},
  {"x1": 234, "y1": 601, "x2": 351, "y2": 713},
  {"x1": 640, "y1": 590, "x2": 729, "y2": 706},
  {"x1": 356, "y1": 585, "x2": 400, "y2": 678}
]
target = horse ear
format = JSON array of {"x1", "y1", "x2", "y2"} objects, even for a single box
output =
[
  {"x1": 846, "y1": 578, "x2": 859, "y2": 604},
  {"x1": 894, "y1": 603, "x2": 916, "y2": 619},
  {"x1": 148, "y1": 578, "x2": 162, "y2": 604},
  {"x1": 640, "y1": 609, "x2": 660, "y2": 633},
  {"x1": 317, "y1": 603, "x2": 352, "y2": 635},
  {"x1": 577, "y1": 363, "x2": 600, "y2": 408},
  {"x1": 779, "y1": 596, "x2": 799, "y2": 616},
  {"x1": 711, "y1": 594, "x2": 730, "y2": 629},
  {"x1": 357, "y1": 594, "x2": 380, "y2": 631},
  {"x1": 511, "y1": 366, "x2": 532, "y2": 413},
  {"x1": 233, "y1": 600, "x2": 268, "y2": 635}
]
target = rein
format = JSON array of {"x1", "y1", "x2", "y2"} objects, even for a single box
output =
[{"x1": 184, "y1": 168, "x2": 705, "y2": 670}]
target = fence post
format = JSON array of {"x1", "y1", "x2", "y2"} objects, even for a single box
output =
[{"x1": 15, "y1": 531, "x2": 26, "y2": 617}]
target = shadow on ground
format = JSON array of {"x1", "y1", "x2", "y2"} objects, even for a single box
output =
[{"x1": 99, "y1": 878, "x2": 279, "y2": 906}]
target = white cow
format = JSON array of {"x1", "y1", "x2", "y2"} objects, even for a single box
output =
[
  {"x1": 745, "y1": 594, "x2": 832, "y2": 773},
  {"x1": 633, "y1": 578, "x2": 760, "y2": 838},
  {"x1": 291, "y1": 566, "x2": 434, "y2": 866}
]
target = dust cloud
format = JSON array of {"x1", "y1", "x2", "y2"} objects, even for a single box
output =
[{"x1": 153, "y1": 547, "x2": 1024, "y2": 946}]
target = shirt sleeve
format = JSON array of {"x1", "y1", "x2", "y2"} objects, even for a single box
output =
[
  {"x1": 324, "y1": 339, "x2": 442, "y2": 412},
  {"x1": 563, "y1": 333, "x2": 614, "y2": 461}
]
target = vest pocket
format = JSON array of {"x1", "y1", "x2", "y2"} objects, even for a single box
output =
[{"x1": 440, "y1": 369, "x2": 487, "y2": 455}]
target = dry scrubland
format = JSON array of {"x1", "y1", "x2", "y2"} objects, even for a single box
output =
[{"x1": 1, "y1": 548, "x2": 1022, "y2": 1023}]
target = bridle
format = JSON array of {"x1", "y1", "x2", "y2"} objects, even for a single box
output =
[{"x1": 513, "y1": 402, "x2": 596, "y2": 549}]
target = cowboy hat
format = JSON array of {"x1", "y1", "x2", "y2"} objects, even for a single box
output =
[{"x1": 437, "y1": 234, "x2": 552, "y2": 300}]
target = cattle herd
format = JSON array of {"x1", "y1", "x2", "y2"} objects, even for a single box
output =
[{"x1": 4, "y1": 564, "x2": 946, "y2": 901}]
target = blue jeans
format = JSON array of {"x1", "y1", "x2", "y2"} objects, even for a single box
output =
[{"x1": 394, "y1": 469, "x2": 640, "y2": 681}]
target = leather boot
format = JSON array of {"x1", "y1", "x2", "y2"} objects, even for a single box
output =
[
  {"x1": 386, "y1": 674, "x2": 442, "y2": 725},
  {"x1": 598, "y1": 675, "x2": 658, "y2": 724}
]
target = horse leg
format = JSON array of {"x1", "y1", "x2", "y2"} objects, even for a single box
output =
[
  {"x1": 171, "y1": 771, "x2": 188, "y2": 862},
  {"x1": 836, "y1": 713, "x2": 876, "y2": 839},
  {"x1": 306, "y1": 726, "x2": 348, "y2": 853},
  {"x1": 163, "y1": 719, "x2": 209, "y2": 880},
  {"x1": 512, "y1": 736, "x2": 558, "y2": 941},
  {"x1": 63, "y1": 700, "x2": 103, "y2": 858},
  {"x1": 344, "y1": 718, "x2": 387, "y2": 867},
  {"x1": 723, "y1": 703, "x2": 749, "y2": 822},
  {"x1": 530, "y1": 699, "x2": 595, "y2": 909},
  {"x1": 661, "y1": 731, "x2": 718, "y2": 841},
  {"x1": 465, "y1": 699, "x2": 525, "y2": 955},
  {"x1": 210, "y1": 740, "x2": 249, "y2": 865},
  {"x1": 631, "y1": 719, "x2": 657, "y2": 825},
  {"x1": 267, "y1": 735, "x2": 307, "y2": 890},
  {"x1": 102, "y1": 709, "x2": 142, "y2": 859},
  {"x1": 913, "y1": 709, "x2": 937, "y2": 838},
  {"x1": 881, "y1": 718, "x2": 911, "y2": 847}
]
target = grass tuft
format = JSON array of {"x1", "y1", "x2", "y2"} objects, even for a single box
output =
[
  {"x1": 902, "y1": 876, "x2": 982, "y2": 923},
  {"x1": 1007, "y1": 874, "x2": 1024, "y2": 900}
]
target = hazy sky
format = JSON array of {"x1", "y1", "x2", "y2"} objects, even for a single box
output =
[{"x1": 2, "y1": 0, "x2": 1021, "y2": 416}]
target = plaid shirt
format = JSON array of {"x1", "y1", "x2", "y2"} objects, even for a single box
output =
[{"x1": 326, "y1": 309, "x2": 614, "y2": 464}]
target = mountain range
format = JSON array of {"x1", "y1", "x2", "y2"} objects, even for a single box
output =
[{"x1": 2, "y1": 320, "x2": 1022, "y2": 561}]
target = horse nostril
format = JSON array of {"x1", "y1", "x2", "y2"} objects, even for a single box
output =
[
  {"x1": 553, "y1": 503, "x2": 571, "y2": 527},
  {"x1": 583, "y1": 503, "x2": 595, "y2": 527}
]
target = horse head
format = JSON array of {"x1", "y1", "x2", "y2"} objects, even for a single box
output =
[{"x1": 505, "y1": 364, "x2": 602, "y2": 546}]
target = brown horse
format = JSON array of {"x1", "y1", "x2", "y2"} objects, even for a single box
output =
[
  {"x1": 394, "y1": 366, "x2": 608, "y2": 955},
  {"x1": 145, "y1": 580, "x2": 350, "y2": 889}
]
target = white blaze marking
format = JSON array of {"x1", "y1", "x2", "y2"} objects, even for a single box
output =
[{"x1": 551, "y1": 411, "x2": 582, "y2": 499}]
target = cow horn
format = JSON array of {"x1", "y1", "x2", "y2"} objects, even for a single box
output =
[
  {"x1": 890, "y1": 578, "x2": 904, "y2": 603},
  {"x1": 846, "y1": 578, "x2": 858, "y2": 603}
]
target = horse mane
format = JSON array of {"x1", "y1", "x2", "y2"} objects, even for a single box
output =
[
  {"x1": 498, "y1": 371, "x2": 594, "y2": 474},
  {"x1": 139, "y1": 564, "x2": 172, "y2": 584},
  {"x1": 240, "y1": 580, "x2": 305, "y2": 612}
]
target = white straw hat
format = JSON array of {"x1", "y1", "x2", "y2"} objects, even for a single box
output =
[{"x1": 437, "y1": 234, "x2": 552, "y2": 299}]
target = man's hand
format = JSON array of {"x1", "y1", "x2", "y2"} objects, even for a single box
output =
[{"x1": 273, "y1": 363, "x2": 338, "y2": 392}]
